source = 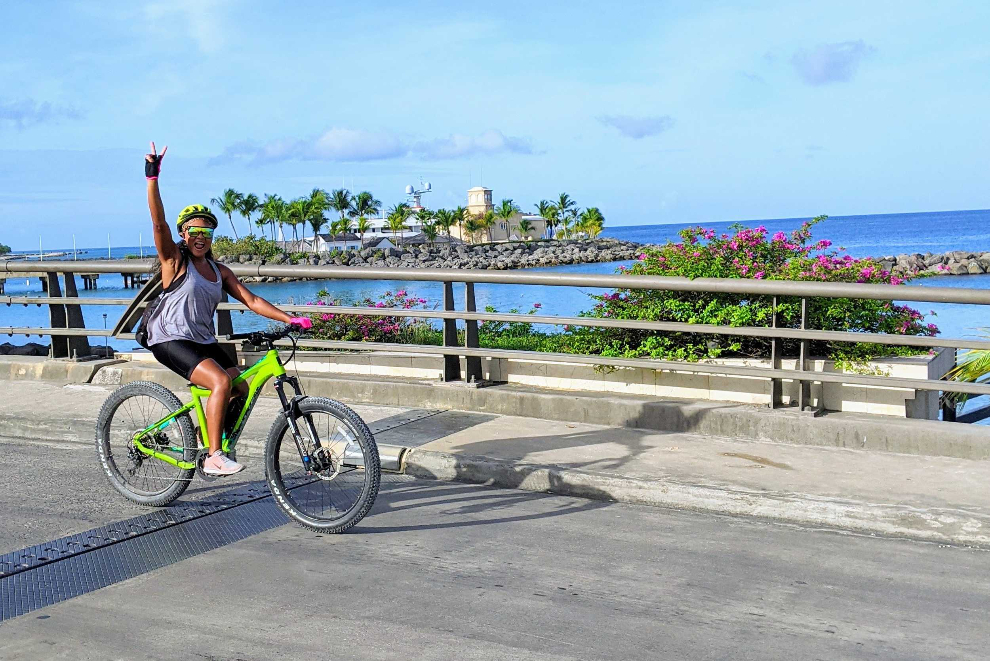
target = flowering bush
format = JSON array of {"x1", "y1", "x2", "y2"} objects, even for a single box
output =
[
  {"x1": 566, "y1": 216, "x2": 938, "y2": 364},
  {"x1": 307, "y1": 289, "x2": 434, "y2": 343}
]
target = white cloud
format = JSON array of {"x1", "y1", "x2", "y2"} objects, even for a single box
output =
[
  {"x1": 0, "y1": 98, "x2": 81, "y2": 130},
  {"x1": 598, "y1": 115, "x2": 675, "y2": 139},
  {"x1": 214, "y1": 128, "x2": 535, "y2": 164},
  {"x1": 412, "y1": 129, "x2": 533, "y2": 159},
  {"x1": 791, "y1": 40, "x2": 876, "y2": 85}
]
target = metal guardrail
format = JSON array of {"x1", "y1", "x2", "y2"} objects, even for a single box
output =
[{"x1": 3, "y1": 259, "x2": 990, "y2": 417}]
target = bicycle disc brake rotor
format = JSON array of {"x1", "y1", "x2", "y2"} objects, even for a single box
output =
[{"x1": 309, "y1": 444, "x2": 342, "y2": 481}]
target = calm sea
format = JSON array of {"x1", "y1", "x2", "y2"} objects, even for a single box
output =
[
  {"x1": 3, "y1": 209, "x2": 989, "y2": 350},
  {"x1": 602, "y1": 208, "x2": 990, "y2": 258}
]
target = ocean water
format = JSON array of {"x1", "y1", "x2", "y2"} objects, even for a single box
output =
[
  {"x1": 602, "y1": 208, "x2": 990, "y2": 258},
  {"x1": 4, "y1": 208, "x2": 990, "y2": 351}
]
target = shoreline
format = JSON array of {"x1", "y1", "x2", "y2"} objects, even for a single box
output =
[
  {"x1": 882, "y1": 250, "x2": 990, "y2": 277},
  {"x1": 216, "y1": 238, "x2": 641, "y2": 283}
]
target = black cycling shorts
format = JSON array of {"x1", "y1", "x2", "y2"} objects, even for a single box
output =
[{"x1": 149, "y1": 340, "x2": 236, "y2": 380}]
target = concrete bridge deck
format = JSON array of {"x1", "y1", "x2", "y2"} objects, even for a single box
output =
[{"x1": 1, "y1": 378, "x2": 989, "y2": 658}]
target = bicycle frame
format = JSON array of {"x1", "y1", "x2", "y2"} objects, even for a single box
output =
[{"x1": 131, "y1": 348, "x2": 287, "y2": 470}]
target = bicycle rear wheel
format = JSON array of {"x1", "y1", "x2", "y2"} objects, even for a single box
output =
[
  {"x1": 264, "y1": 397, "x2": 380, "y2": 533},
  {"x1": 95, "y1": 381, "x2": 196, "y2": 506}
]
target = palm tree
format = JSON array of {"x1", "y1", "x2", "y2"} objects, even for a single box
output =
[
  {"x1": 943, "y1": 338, "x2": 990, "y2": 407},
  {"x1": 535, "y1": 200, "x2": 554, "y2": 240},
  {"x1": 542, "y1": 205, "x2": 560, "y2": 239},
  {"x1": 329, "y1": 188, "x2": 353, "y2": 220},
  {"x1": 578, "y1": 207, "x2": 605, "y2": 238},
  {"x1": 559, "y1": 212, "x2": 573, "y2": 240},
  {"x1": 307, "y1": 189, "x2": 330, "y2": 252},
  {"x1": 270, "y1": 196, "x2": 290, "y2": 243},
  {"x1": 329, "y1": 217, "x2": 352, "y2": 251},
  {"x1": 260, "y1": 194, "x2": 278, "y2": 240},
  {"x1": 556, "y1": 192, "x2": 576, "y2": 219},
  {"x1": 308, "y1": 210, "x2": 328, "y2": 252},
  {"x1": 352, "y1": 191, "x2": 381, "y2": 219},
  {"x1": 356, "y1": 216, "x2": 372, "y2": 247},
  {"x1": 464, "y1": 216, "x2": 482, "y2": 244},
  {"x1": 478, "y1": 209, "x2": 498, "y2": 243},
  {"x1": 433, "y1": 209, "x2": 455, "y2": 241},
  {"x1": 287, "y1": 198, "x2": 309, "y2": 247},
  {"x1": 453, "y1": 206, "x2": 467, "y2": 241},
  {"x1": 211, "y1": 189, "x2": 244, "y2": 240},
  {"x1": 240, "y1": 193, "x2": 260, "y2": 237},
  {"x1": 422, "y1": 221, "x2": 439, "y2": 246},
  {"x1": 495, "y1": 198, "x2": 521, "y2": 240},
  {"x1": 386, "y1": 210, "x2": 408, "y2": 246},
  {"x1": 517, "y1": 218, "x2": 535, "y2": 240}
]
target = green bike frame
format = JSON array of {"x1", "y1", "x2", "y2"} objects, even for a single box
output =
[{"x1": 131, "y1": 349, "x2": 287, "y2": 470}]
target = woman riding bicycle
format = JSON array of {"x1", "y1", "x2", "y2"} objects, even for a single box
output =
[{"x1": 144, "y1": 142, "x2": 312, "y2": 476}]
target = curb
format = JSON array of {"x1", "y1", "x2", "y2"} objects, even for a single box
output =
[{"x1": 403, "y1": 448, "x2": 990, "y2": 549}]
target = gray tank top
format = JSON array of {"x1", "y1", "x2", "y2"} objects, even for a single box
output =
[{"x1": 146, "y1": 259, "x2": 224, "y2": 346}]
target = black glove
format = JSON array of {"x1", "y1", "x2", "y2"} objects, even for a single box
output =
[{"x1": 145, "y1": 154, "x2": 164, "y2": 180}]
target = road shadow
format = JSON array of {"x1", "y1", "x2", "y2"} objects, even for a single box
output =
[
  {"x1": 357, "y1": 478, "x2": 609, "y2": 534},
  {"x1": 424, "y1": 397, "x2": 740, "y2": 476}
]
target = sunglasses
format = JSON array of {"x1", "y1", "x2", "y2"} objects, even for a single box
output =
[{"x1": 185, "y1": 227, "x2": 215, "y2": 239}]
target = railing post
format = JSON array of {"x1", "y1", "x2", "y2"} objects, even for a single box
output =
[
  {"x1": 464, "y1": 282, "x2": 483, "y2": 383},
  {"x1": 442, "y1": 281, "x2": 461, "y2": 382},
  {"x1": 62, "y1": 272, "x2": 91, "y2": 359},
  {"x1": 45, "y1": 271, "x2": 69, "y2": 358},
  {"x1": 216, "y1": 292, "x2": 237, "y2": 365},
  {"x1": 769, "y1": 296, "x2": 782, "y2": 408},
  {"x1": 798, "y1": 297, "x2": 813, "y2": 411}
]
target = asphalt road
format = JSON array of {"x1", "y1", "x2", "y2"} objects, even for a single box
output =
[{"x1": 1, "y1": 433, "x2": 988, "y2": 660}]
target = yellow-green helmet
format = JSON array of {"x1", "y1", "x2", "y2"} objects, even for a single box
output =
[{"x1": 176, "y1": 204, "x2": 219, "y2": 232}]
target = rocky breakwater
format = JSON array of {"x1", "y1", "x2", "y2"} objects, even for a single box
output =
[
  {"x1": 218, "y1": 238, "x2": 641, "y2": 283},
  {"x1": 880, "y1": 250, "x2": 990, "y2": 277}
]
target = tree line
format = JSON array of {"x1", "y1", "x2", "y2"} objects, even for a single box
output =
[{"x1": 208, "y1": 188, "x2": 605, "y2": 250}]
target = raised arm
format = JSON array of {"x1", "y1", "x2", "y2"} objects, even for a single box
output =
[{"x1": 146, "y1": 142, "x2": 181, "y2": 277}]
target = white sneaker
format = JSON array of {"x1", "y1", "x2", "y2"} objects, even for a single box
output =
[{"x1": 202, "y1": 451, "x2": 244, "y2": 476}]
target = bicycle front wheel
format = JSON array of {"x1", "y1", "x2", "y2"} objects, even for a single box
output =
[{"x1": 264, "y1": 397, "x2": 380, "y2": 533}]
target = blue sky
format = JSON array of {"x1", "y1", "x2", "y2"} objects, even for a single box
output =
[{"x1": 1, "y1": 0, "x2": 988, "y2": 250}]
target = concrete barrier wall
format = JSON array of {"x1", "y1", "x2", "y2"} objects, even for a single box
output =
[{"x1": 239, "y1": 349, "x2": 952, "y2": 420}]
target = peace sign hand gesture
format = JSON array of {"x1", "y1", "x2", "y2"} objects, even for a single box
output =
[{"x1": 145, "y1": 141, "x2": 168, "y2": 180}]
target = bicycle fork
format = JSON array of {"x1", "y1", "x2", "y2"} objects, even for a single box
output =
[{"x1": 273, "y1": 376, "x2": 325, "y2": 474}]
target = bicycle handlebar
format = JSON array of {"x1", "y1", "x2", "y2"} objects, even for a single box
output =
[{"x1": 225, "y1": 323, "x2": 303, "y2": 343}]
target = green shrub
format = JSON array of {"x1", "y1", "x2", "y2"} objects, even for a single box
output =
[
  {"x1": 211, "y1": 234, "x2": 280, "y2": 259},
  {"x1": 0, "y1": 243, "x2": 11, "y2": 256}
]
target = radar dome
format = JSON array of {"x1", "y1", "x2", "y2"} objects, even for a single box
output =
[
  {"x1": 424, "y1": 182, "x2": 432, "y2": 190},
  {"x1": 404, "y1": 184, "x2": 414, "y2": 194}
]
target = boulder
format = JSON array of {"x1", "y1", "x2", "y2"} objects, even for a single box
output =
[
  {"x1": 0, "y1": 342, "x2": 48, "y2": 356},
  {"x1": 968, "y1": 261, "x2": 985, "y2": 274},
  {"x1": 949, "y1": 262, "x2": 969, "y2": 275}
]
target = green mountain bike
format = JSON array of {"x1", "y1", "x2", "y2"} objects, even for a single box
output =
[{"x1": 95, "y1": 326, "x2": 381, "y2": 534}]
